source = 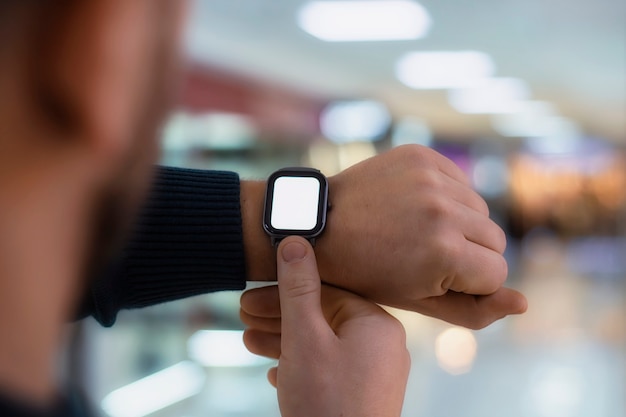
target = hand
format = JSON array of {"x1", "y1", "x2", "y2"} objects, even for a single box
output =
[
  {"x1": 241, "y1": 145, "x2": 527, "y2": 329},
  {"x1": 316, "y1": 145, "x2": 527, "y2": 329},
  {"x1": 241, "y1": 237, "x2": 410, "y2": 417}
]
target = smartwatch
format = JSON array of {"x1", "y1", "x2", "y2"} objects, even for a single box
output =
[{"x1": 263, "y1": 167, "x2": 329, "y2": 246}]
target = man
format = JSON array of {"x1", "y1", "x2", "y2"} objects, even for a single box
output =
[{"x1": 0, "y1": 1, "x2": 526, "y2": 416}]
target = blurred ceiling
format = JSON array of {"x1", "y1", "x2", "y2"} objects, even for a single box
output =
[{"x1": 185, "y1": 0, "x2": 625, "y2": 143}]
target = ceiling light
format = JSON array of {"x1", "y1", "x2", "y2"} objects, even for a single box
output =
[
  {"x1": 472, "y1": 155, "x2": 509, "y2": 198},
  {"x1": 298, "y1": 1, "x2": 431, "y2": 42},
  {"x1": 337, "y1": 142, "x2": 378, "y2": 170},
  {"x1": 448, "y1": 77, "x2": 530, "y2": 114},
  {"x1": 162, "y1": 112, "x2": 256, "y2": 152},
  {"x1": 492, "y1": 102, "x2": 584, "y2": 154},
  {"x1": 396, "y1": 51, "x2": 495, "y2": 89},
  {"x1": 524, "y1": 117, "x2": 583, "y2": 155},
  {"x1": 391, "y1": 117, "x2": 433, "y2": 147},
  {"x1": 491, "y1": 101, "x2": 556, "y2": 138},
  {"x1": 101, "y1": 361, "x2": 205, "y2": 417},
  {"x1": 320, "y1": 100, "x2": 391, "y2": 144}
]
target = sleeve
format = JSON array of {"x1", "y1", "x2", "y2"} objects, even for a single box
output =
[
  {"x1": 79, "y1": 166, "x2": 248, "y2": 327},
  {"x1": 0, "y1": 390, "x2": 89, "y2": 417}
]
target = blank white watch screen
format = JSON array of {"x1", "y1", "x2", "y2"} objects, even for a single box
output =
[{"x1": 271, "y1": 177, "x2": 320, "y2": 231}]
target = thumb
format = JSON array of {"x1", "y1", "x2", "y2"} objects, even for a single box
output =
[{"x1": 276, "y1": 236, "x2": 329, "y2": 344}]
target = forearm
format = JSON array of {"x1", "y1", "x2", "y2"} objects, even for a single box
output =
[{"x1": 82, "y1": 166, "x2": 248, "y2": 326}]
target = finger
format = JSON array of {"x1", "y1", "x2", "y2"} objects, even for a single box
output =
[
  {"x1": 242, "y1": 329, "x2": 281, "y2": 359},
  {"x1": 424, "y1": 146, "x2": 471, "y2": 187},
  {"x1": 445, "y1": 240, "x2": 508, "y2": 295},
  {"x1": 240, "y1": 286, "x2": 281, "y2": 318},
  {"x1": 459, "y1": 205, "x2": 507, "y2": 253},
  {"x1": 240, "y1": 309, "x2": 281, "y2": 334},
  {"x1": 241, "y1": 284, "x2": 380, "y2": 335},
  {"x1": 397, "y1": 145, "x2": 470, "y2": 187},
  {"x1": 276, "y1": 237, "x2": 332, "y2": 348},
  {"x1": 443, "y1": 175, "x2": 490, "y2": 216},
  {"x1": 267, "y1": 367, "x2": 278, "y2": 388},
  {"x1": 418, "y1": 287, "x2": 528, "y2": 330},
  {"x1": 319, "y1": 284, "x2": 390, "y2": 330}
]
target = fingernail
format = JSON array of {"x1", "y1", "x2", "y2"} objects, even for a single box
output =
[{"x1": 281, "y1": 241, "x2": 307, "y2": 263}]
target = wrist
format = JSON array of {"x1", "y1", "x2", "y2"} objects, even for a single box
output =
[
  {"x1": 239, "y1": 173, "x2": 350, "y2": 285},
  {"x1": 240, "y1": 180, "x2": 276, "y2": 281},
  {"x1": 315, "y1": 173, "x2": 352, "y2": 288}
]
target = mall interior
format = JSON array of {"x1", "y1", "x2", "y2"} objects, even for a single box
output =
[{"x1": 70, "y1": 1, "x2": 625, "y2": 416}]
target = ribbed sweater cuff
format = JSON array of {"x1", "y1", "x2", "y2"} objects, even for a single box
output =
[{"x1": 91, "y1": 166, "x2": 246, "y2": 326}]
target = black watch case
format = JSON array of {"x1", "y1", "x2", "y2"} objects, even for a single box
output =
[{"x1": 263, "y1": 168, "x2": 329, "y2": 246}]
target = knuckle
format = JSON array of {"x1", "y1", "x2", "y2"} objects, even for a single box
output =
[
  {"x1": 432, "y1": 232, "x2": 462, "y2": 265},
  {"x1": 402, "y1": 348, "x2": 412, "y2": 368},
  {"x1": 423, "y1": 195, "x2": 453, "y2": 222},
  {"x1": 386, "y1": 315, "x2": 407, "y2": 338},
  {"x1": 239, "y1": 309, "x2": 251, "y2": 325},
  {"x1": 495, "y1": 226, "x2": 507, "y2": 253},
  {"x1": 477, "y1": 196, "x2": 490, "y2": 216},
  {"x1": 427, "y1": 235, "x2": 463, "y2": 294},
  {"x1": 482, "y1": 256, "x2": 508, "y2": 294},
  {"x1": 485, "y1": 219, "x2": 507, "y2": 254},
  {"x1": 438, "y1": 274, "x2": 456, "y2": 294},
  {"x1": 496, "y1": 254, "x2": 509, "y2": 285},
  {"x1": 242, "y1": 329, "x2": 259, "y2": 352},
  {"x1": 239, "y1": 291, "x2": 253, "y2": 312},
  {"x1": 368, "y1": 314, "x2": 407, "y2": 344},
  {"x1": 415, "y1": 169, "x2": 443, "y2": 191},
  {"x1": 396, "y1": 144, "x2": 432, "y2": 167}
]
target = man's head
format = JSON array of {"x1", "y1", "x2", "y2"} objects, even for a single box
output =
[{"x1": 0, "y1": 0, "x2": 187, "y2": 304}]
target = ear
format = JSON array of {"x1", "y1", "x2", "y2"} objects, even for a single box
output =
[{"x1": 33, "y1": 0, "x2": 165, "y2": 163}]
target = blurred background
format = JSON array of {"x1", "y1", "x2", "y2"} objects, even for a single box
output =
[{"x1": 74, "y1": 0, "x2": 625, "y2": 416}]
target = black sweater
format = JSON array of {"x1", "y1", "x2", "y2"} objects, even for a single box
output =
[{"x1": 0, "y1": 166, "x2": 249, "y2": 416}]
